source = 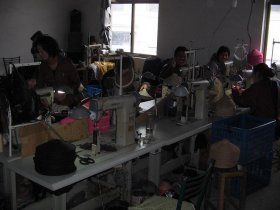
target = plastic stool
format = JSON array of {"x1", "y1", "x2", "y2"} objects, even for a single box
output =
[{"x1": 206, "y1": 167, "x2": 247, "y2": 210}]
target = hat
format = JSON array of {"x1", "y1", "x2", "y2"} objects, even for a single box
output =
[
  {"x1": 209, "y1": 139, "x2": 240, "y2": 169},
  {"x1": 247, "y1": 49, "x2": 263, "y2": 66}
]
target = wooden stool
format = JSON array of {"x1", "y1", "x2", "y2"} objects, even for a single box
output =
[{"x1": 205, "y1": 167, "x2": 247, "y2": 210}]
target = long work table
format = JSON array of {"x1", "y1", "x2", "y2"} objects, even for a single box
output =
[{"x1": 7, "y1": 117, "x2": 213, "y2": 210}]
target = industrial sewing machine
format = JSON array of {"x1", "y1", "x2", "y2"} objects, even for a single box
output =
[{"x1": 89, "y1": 94, "x2": 136, "y2": 146}]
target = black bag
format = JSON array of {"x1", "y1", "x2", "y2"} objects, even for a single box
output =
[
  {"x1": 4, "y1": 66, "x2": 40, "y2": 124},
  {"x1": 33, "y1": 139, "x2": 77, "y2": 176}
]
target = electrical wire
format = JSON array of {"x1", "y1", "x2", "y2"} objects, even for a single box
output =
[
  {"x1": 213, "y1": 7, "x2": 233, "y2": 36},
  {"x1": 208, "y1": 6, "x2": 233, "y2": 55},
  {"x1": 247, "y1": 0, "x2": 255, "y2": 51}
]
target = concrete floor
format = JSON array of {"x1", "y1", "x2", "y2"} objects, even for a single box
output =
[{"x1": 245, "y1": 167, "x2": 280, "y2": 210}]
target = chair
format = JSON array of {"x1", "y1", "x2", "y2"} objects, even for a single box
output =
[
  {"x1": 2, "y1": 56, "x2": 20, "y2": 75},
  {"x1": 206, "y1": 139, "x2": 247, "y2": 210},
  {"x1": 128, "y1": 161, "x2": 215, "y2": 210},
  {"x1": 175, "y1": 160, "x2": 215, "y2": 210},
  {"x1": 205, "y1": 168, "x2": 247, "y2": 210}
]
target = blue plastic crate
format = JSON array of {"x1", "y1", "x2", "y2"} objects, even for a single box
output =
[
  {"x1": 87, "y1": 85, "x2": 102, "y2": 97},
  {"x1": 231, "y1": 152, "x2": 272, "y2": 196},
  {"x1": 212, "y1": 114, "x2": 276, "y2": 164}
]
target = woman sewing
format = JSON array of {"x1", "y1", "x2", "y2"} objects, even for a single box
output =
[
  {"x1": 231, "y1": 63, "x2": 279, "y2": 119},
  {"x1": 139, "y1": 46, "x2": 187, "y2": 98},
  {"x1": 207, "y1": 46, "x2": 230, "y2": 81},
  {"x1": 35, "y1": 35, "x2": 83, "y2": 108}
]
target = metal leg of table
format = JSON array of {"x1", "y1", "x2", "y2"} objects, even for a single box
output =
[
  {"x1": 148, "y1": 149, "x2": 161, "y2": 187},
  {"x1": 123, "y1": 160, "x2": 132, "y2": 203},
  {"x1": 3, "y1": 164, "x2": 11, "y2": 195},
  {"x1": 189, "y1": 135, "x2": 200, "y2": 168},
  {"x1": 10, "y1": 171, "x2": 17, "y2": 210},
  {"x1": 52, "y1": 193, "x2": 66, "y2": 210}
]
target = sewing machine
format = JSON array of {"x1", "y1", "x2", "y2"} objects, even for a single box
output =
[
  {"x1": 89, "y1": 94, "x2": 136, "y2": 146},
  {"x1": 188, "y1": 80, "x2": 209, "y2": 120}
]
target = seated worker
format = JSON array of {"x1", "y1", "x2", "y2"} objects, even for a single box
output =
[
  {"x1": 160, "y1": 46, "x2": 188, "y2": 78},
  {"x1": 231, "y1": 63, "x2": 279, "y2": 119},
  {"x1": 139, "y1": 46, "x2": 187, "y2": 98},
  {"x1": 34, "y1": 35, "x2": 84, "y2": 108},
  {"x1": 207, "y1": 46, "x2": 230, "y2": 81}
]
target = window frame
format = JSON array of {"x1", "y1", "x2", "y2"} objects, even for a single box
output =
[
  {"x1": 112, "y1": 0, "x2": 159, "y2": 4},
  {"x1": 111, "y1": 0, "x2": 159, "y2": 55},
  {"x1": 263, "y1": 1, "x2": 280, "y2": 62}
]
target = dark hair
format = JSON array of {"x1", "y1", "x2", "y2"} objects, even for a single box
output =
[
  {"x1": 30, "y1": 30, "x2": 43, "y2": 41},
  {"x1": 35, "y1": 35, "x2": 60, "y2": 57},
  {"x1": 253, "y1": 63, "x2": 275, "y2": 78},
  {"x1": 174, "y1": 46, "x2": 187, "y2": 57},
  {"x1": 217, "y1": 46, "x2": 230, "y2": 57}
]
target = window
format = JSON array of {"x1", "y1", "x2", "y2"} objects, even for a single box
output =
[
  {"x1": 265, "y1": 5, "x2": 280, "y2": 66},
  {"x1": 111, "y1": 1, "x2": 159, "y2": 55}
]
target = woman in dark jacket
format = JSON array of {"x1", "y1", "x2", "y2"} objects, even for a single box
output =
[
  {"x1": 232, "y1": 63, "x2": 279, "y2": 119},
  {"x1": 35, "y1": 35, "x2": 83, "y2": 108}
]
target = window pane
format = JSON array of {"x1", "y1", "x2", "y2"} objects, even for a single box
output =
[
  {"x1": 134, "y1": 4, "x2": 158, "y2": 55},
  {"x1": 266, "y1": 5, "x2": 280, "y2": 66},
  {"x1": 111, "y1": 4, "x2": 132, "y2": 52}
]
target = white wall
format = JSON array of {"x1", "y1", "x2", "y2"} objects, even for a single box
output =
[
  {"x1": 74, "y1": 0, "x2": 102, "y2": 44},
  {"x1": 0, "y1": 0, "x2": 266, "y2": 74},
  {"x1": 157, "y1": 0, "x2": 265, "y2": 64},
  {"x1": 0, "y1": 0, "x2": 77, "y2": 74}
]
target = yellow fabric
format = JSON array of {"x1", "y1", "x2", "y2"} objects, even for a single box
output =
[
  {"x1": 94, "y1": 61, "x2": 115, "y2": 80},
  {"x1": 139, "y1": 89, "x2": 152, "y2": 98}
]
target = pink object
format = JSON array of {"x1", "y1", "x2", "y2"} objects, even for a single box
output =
[
  {"x1": 83, "y1": 101, "x2": 90, "y2": 109},
  {"x1": 247, "y1": 49, "x2": 263, "y2": 66},
  {"x1": 88, "y1": 111, "x2": 111, "y2": 135},
  {"x1": 59, "y1": 100, "x2": 111, "y2": 135},
  {"x1": 159, "y1": 181, "x2": 172, "y2": 195},
  {"x1": 59, "y1": 101, "x2": 91, "y2": 125}
]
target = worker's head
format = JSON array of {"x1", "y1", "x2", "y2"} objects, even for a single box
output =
[
  {"x1": 174, "y1": 46, "x2": 188, "y2": 67},
  {"x1": 252, "y1": 63, "x2": 274, "y2": 82},
  {"x1": 217, "y1": 46, "x2": 230, "y2": 63},
  {"x1": 36, "y1": 35, "x2": 60, "y2": 60},
  {"x1": 30, "y1": 30, "x2": 43, "y2": 41}
]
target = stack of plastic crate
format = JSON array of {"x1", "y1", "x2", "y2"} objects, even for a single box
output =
[{"x1": 211, "y1": 114, "x2": 276, "y2": 195}]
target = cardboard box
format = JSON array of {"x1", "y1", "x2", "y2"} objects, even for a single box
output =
[{"x1": 18, "y1": 119, "x2": 89, "y2": 157}]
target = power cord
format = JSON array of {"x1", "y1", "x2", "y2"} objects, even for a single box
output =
[
  {"x1": 247, "y1": 0, "x2": 255, "y2": 51},
  {"x1": 207, "y1": 6, "x2": 233, "y2": 55}
]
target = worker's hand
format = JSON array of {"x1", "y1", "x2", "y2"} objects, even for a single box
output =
[
  {"x1": 78, "y1": 83, "x2": 85, "y2": 92},
  {"x1": 140, "y1": 82, "x2": 151, "y2": 91},
  {"x1": 231, "y1": 85, "x2": 243, "y2": 95}
]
